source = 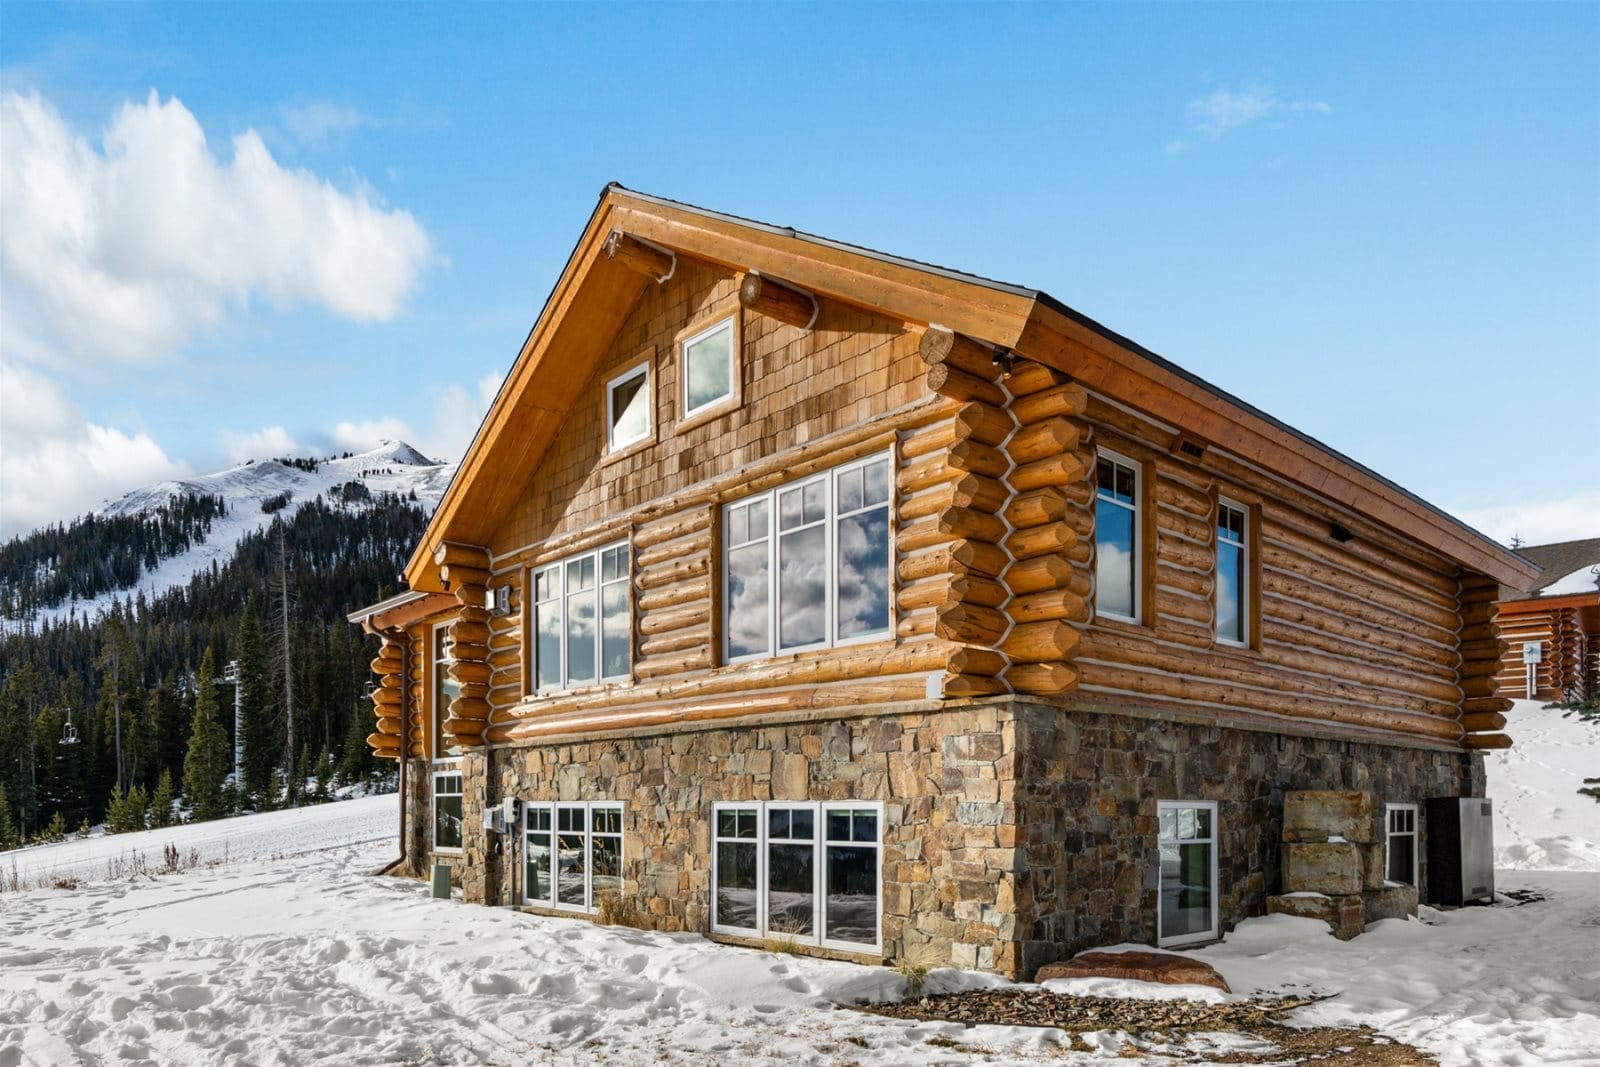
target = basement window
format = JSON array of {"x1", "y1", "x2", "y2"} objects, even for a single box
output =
[
  {"x1": 1386, "y1": 804, "x2": 1418, "y2": 886},
  {"x1": 1095, "y1": 450, "x2": 1141, "y2": 623},
  {"x1": 432, "y1": 772, "x2": 464, "y2": 854},
  {"x1": 605, "y1": 360, "x2": 651, "y2": 453},
  {"x1": 711, "y1": 800, "x2": 882, "y2": 952},
  {"x1": 680, "y1": 316, "x2": 736, "y2": 420},
  {"x1": 523, "y1": 801, "x2": 623, "y2": 913},
  {"x1": 1157, "y1": 800, "x2": 1218, "y2": 947},
  {"x1": 531, "y1": 543, "x2": 631, "y2": 691},
  {"x1": 723, "y1": 453, "x2": 892, "y2": 662}
]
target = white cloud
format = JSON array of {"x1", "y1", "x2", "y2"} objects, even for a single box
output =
[
  {"x1": 280, "y1": 100, "x2": 377, "y2": 144},
  {"x1": 220, "y1": 425, "x2": 302, "y2": 464},
  {"x1": 0, "y1": 362, "x2": 189, "y2": 536},
  {"x1": 1454, "y1": 492, "x2": 1600, "y2": 550},
  {"x1": 331, "y1": 417, "x2": 414, "y2": 455},
  {"x1": 0, "y1": 89, "x2": 433, "y2": 365},
  {"x1": 1188, "y1": 86, "x2": 1331, "y2": 138}
]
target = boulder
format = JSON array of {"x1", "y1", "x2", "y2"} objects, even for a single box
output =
[
  {"x1": 1283, "y1": 790, "x2": 1374, "y2": 843},
  {"x1": 1034, "y1": 949, "x2": 1231, "y2": 992},
  {"x1": 1267, "y1": 892, "x2": 1365, "y2": 940}
]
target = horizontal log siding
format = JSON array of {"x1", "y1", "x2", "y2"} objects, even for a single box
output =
[{"x1": 1074, "y1": 395, "x2": 1469, "y2": 746}]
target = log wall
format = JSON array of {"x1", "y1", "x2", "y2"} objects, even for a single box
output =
[
  {"x1": 1495, "y1": 604, "x2": 1595, "y2": 702},
  {"x1": 1067, "y1": 394, "x2": 1485, "y2": 747}
]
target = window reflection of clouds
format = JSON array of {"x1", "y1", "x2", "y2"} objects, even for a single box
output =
[
  {"x1": 727, "y1": 540, "x2": 769, "y2": 658},
  {"x1": 1097, "y1": 537, "x2": 1134, "y2": 618},
  {"x1": 779, "y1": 525, "x2": 827, "y2": 648},
  {"x1": 837, "y1": 509, "x2": 889, "y2": 637},
  {"x1": 684, "y1": 321, "x2": 732, "y2": 413}
]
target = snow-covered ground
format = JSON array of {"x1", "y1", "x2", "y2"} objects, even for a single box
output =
[
  {"x1": 1485, "y1": 698, "x2": 1600, "y2": 871},
  {"x1": 1, "y1": 700, "x2": 1595, "y2": 1066},
  {"x1": 9, "y1": 440, "x2": 455, "y2": 630}
]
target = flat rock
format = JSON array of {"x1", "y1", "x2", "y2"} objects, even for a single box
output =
[{"x1": 1034, "y1": 949, "x2": 1231, "y2": 992}]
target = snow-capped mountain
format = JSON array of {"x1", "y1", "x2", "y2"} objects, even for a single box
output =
[{"x1": 8, "y1": 440, "x2": 455, "y2": 627}]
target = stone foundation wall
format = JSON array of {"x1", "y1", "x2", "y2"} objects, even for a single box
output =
[{"x1": 423, "y1": 698, "x2": 1481, "y2": 979}]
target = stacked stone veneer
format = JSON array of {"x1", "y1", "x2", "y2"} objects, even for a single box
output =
[
  {"x1": 414, "y1": 698, "x2": 1479, "y2": 979},
  {"x1": 1265, "y1": 790, "x2": 1420, "y2": 939}
]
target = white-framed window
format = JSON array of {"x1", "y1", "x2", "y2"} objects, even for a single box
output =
[
  {"x1": 1385, "y1": 803, "x2": 1418, "y2": 886},
  {"x1": 711, "y1": 800, "x2": 882, "y2": 952},
  {"x1": 431, "y1": 623, "x2": 460, "y2": 761},
  {"x1": 532, "y1": 543, "x2": 631, "y2": 691},
  {"x1": 1216, "y1": 499, "x2": 1249, "y2": 646},
  {"x1": 723, "y1": 453, "x2": 892, "y2": 662},
  {"x1": 522, "y1": 801, "x2": 623, "y2": 913},
  {"x1": 432, "y1": 771, "x2": 464, "y2": 853},
  {"x1": 1157, "y1": 799, "x2": 1218, "y2": 947},
  {"x1": 605, "y1": 360, "x2": 651, "y2": 452},
  {"x1": 1095, "y1": 449, "x2": 1141, "y2": 623},
  {"x1": 680, "y1": 317, "x2": 736, "y2": 419}
]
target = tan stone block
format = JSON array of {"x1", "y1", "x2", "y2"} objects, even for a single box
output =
[
  {"x1": 1284, "y1": 842, "x2": 1363, "y2": 895},
  {"x1": 1360, "y1": 843, "x2": 1386, "y2": 891},
  {"x1": 1363, "y1": 883, "x2": 1419, "y2": 924},
  {"x1": 774, "y1": 753, "x2": 809, "y2": 800},
  {"x1": 1266, "y1": 893, "x2": 1364, "y2": 940},
  {"x1": 1283, "y1": 790, "x2": 1374, "y2": 843},
  {"x1": 800, "y1": 735, "x2": 823, "y2": 758}
]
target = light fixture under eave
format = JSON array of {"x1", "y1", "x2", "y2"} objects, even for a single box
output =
[{"x1": 991, "y1": 348, "x2": 1016, "y2": 378}]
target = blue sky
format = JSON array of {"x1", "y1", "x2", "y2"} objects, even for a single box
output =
[{"x1": 1, "y1": 3, "x2": 1596, "y2": 543}]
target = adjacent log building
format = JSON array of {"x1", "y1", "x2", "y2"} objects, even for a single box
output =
[
  {"x1": 351, "y1": 186, "x2": 1539, "y2": 977},
  {"x1": 1493, "y1": 538, "x2": 1600, "y2": 702}
]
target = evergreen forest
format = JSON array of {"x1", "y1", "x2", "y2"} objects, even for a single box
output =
[{"x1": 0, "y1": 492, "x2": 430, "y2": 847}]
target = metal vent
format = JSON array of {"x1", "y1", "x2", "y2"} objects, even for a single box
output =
[{"x1": 1178, "y1": 439, "x2": 1205, "y2": 459}]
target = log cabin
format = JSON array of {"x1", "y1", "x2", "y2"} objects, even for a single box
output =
[
  {"x1": 1493, "y1": 538, "x2": 1600, "y2": 702},
  {"x1": 349, "y1": 185, "x2": 1539, "y2": 977}
]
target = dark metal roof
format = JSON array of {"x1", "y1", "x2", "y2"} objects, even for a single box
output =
[
  {"x1": 609, "y1": 183, "x2": 1524, "y2": 569},
  {"x1": 1500, "y1": 537, "x2": 1600, "y2": 600}
]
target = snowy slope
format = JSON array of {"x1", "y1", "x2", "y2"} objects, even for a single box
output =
[
  {"x1": 13, "y1": 440, "x2": 455, "y2": 628},
  {"x1": 1484, "y1": 698, "x2": 1600, "y2": 871}
]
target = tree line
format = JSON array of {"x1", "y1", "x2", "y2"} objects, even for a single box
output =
[{"x1": 0, "y1": 493, "x2": 430, "y2": 847}]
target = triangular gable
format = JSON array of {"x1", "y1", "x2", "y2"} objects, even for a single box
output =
[{"x1": 406, "y1": 185, "x2": 1537, "y2": 591}]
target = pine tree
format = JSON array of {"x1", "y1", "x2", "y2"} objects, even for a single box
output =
[
  {"x1": 182, "y1": 648, "x2": 230, "y2": 822},
  {"x1": 105, "y1": 783, "x2": 127, "y2": 833},
  {"x1": 42, "y1": 811, "x2": 66, "y2": 842},
  {"x1": 126, "y1": 784, "x2": 148, "y2": 832},
  {"x1": 0, "y1": 782, "x2": 19, "y2": 849},
  {"x1": 150, "y1": 770, "x2": 175, "y2": 828},
  {"x1": 236, "y1": 598, "x2": 277, "y2": 800}
]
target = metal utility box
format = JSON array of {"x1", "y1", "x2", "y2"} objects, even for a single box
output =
[
  {"x1": 430, "y1": 863, "x2": 453, "y2": 899},
  {"x1": 1425, "y1": 797, "x2": 1495, "y2": 905}
]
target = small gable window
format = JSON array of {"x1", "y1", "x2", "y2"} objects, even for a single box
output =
[
  {"x1": 605, "y1": 361, "x2": 651, "y2": 453},
  {"x1": 681, "y1": 317, "x2": 736, "y2": 420}
]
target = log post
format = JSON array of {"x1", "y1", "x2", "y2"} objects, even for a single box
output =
[
  {"x1": 739, "y1": 271, "x2": 818, "y2": 330},
  {"x1": 603, "y1": 229, "x2": 675, "y2": 282}
]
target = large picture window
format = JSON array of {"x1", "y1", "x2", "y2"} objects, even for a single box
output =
[
  {"x1": 432, "y1": 772, "x2": 464, "y2": 853},
  {"x1": 1216, "y1": 500, "x2": 1249, "y2": 645},
  {"x1": 1157, "y1": 799, "x2": 1218, "y2": 947},
  {"x1": 523, "y1": 801, "x2": 623, "y2": 913},
  {"x1": 1386, "y1": 804, "x2": 1418, "y2": 886},
  {"x1": 711, "y1": 801, "x2": 882, "y2": 952},
  {"x1": 532, "y1": 543, "x2": 631, "y2": 691},
  {"x1": 723, "y1": 454, "x2": 891, "y2": 662},
  {"x1": 1095, "y1": 450, "x2": 1141, "y2": 623},
  {"x1": 432, "y1": 623, "x2": 460, "y2": 760}
]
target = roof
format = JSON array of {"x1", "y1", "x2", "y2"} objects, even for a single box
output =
[
  {"x1": 405, "y1": 184, "x2": 1541, "y2": 591},
  {"x1": 1500, "y1": 537, "x2": 1600, "y2": 601},
  {"x1": 347, "y1": 589, "x2": 455, "y2": 631}
]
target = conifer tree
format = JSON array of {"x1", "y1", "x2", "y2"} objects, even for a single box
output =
[
  {"x1": 182, "y1": 649, "x2": 230, "y2": 822},
  {"x1": 0, "y1": 782, "x2": 18, "y2": 849},
  {"x1": 150, "y1": 770, "x2": 175, "y2": 828},
  {"x1": 236, "y1": 598, "x2": 277, "y2": 800}
]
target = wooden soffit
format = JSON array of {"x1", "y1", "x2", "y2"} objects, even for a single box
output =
[{"x1": 406, "y1": 185, "x2": 1538, "y2": 592}]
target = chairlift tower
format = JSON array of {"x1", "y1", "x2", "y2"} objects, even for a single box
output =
[{"x1": 219, "y1": 660, "x2": 242, "y2": 778}]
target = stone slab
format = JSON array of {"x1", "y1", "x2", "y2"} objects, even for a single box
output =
[
  {"x1": 1267, "y1": 893, "x2": 1365, "y2": 940},
  {"x1": 1284, "y1": 841, "x2": 1363, "y2": 895},
  {"x1": 1034, "y1": 949, "x2": 1231, "y2": 992},
  {"x1": 1359, "y1": 842, "x2": 1386, "y2": 891},
  {"x1": 1363, "y1": 883, "x2": 1419, "y2": 924},
  {"x1": 1283, "y1": 790, "x2": 1374, "y2": 843}
]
